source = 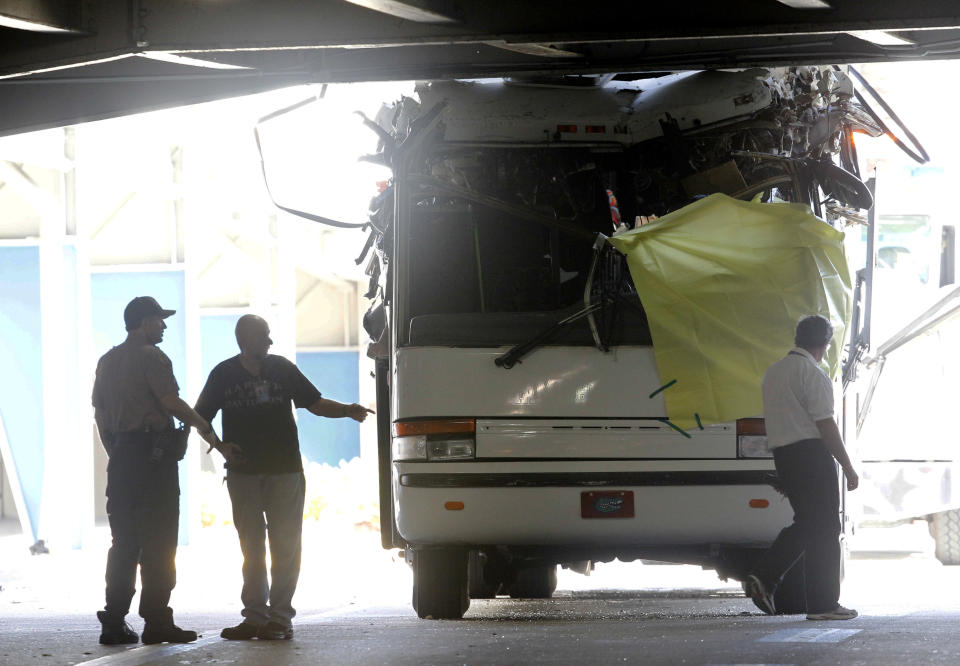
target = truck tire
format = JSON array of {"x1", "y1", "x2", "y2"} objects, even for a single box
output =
[
  {"x1": 507, "y1": 564, "x2": 558, "y2": 599},
  {"x1": 412, "y1": 548, "x2": 470, "y2": 619},
  {"x1": 468, "y1": 550, "x2": 500, "y2": 599},
  {"x1": 931, "y1": 509, "x2": 960, "y2": 565}
]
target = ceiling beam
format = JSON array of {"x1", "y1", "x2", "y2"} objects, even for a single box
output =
[
  {"x1": 341, "y1": 0, "x2": 461, "y2": 24},
  {"x1": 3, "y1": 1, "x2": 960, "y2": 79},
  {"x1": 0, "y1": 0, "x2": 83, "y2": 33}
]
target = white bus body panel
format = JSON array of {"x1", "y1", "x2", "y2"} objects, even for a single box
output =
[
  {"x1": 395, "y1": 346, "x2": 668, "y2": 419},
  {"x1": 477, "y1": 419, "x2": 735, "y2": 459},
  {"x1": 392, "y1": 346, "x2": 778, "y2": 549},
  {"x1": 422, "y1": 71, "x2": 774, "y2": 146},
  {"x1": 394, "y1": 461, "x2": 788, "y2": 546}
]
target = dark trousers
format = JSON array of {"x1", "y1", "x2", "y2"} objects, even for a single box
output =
[
  {"x1": 752, "y1": 438, "x2": 841, "y2": 614},
  {"x1": 102, "y1": 436, "x2": 180, "y2": 626},
  {"x1": 226, "y1": 471, "x2": 305, "y2": 628}
]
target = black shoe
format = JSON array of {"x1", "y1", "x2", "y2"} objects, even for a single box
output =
[
  {"x1": 221, "y1": 622, "x2": 260, "y2": 640},
  {"x1": 97, "y1": 611, "x2": 139, "y2": 645},
  {"x1": 256, "y1": 621, "x2": 293, "y2": 640},
  {"x1": 141, "y1": 624, "x2": 198, "y2": 645},
  {"x1": 743, "y1": 574, "x2": 777, "y2": 615}
]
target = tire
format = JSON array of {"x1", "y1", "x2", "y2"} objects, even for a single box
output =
[
  {"x1": 412, "y1": 548, "x2": 470, "y2": 619},
  {"x1": 507, "y1": 564, "x2": 558, "y2": 599},
  {"x1": 468, "y1": 550, "x2": 500, "y2": 599},
  {"x1": 931, "y1": 509, "x2": 960, "y2": 565}
]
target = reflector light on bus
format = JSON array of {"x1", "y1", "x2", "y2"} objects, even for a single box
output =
[
  {"x1": 444, "y1": 501, "x2": 465, "y2": 511},
  {"x1": 556, "y1": 124, "x2": 578, "y2": 133},
  {"x1": 585, "y1": 125, "x2": 606, "y2": 133},
  {"x1": 749, "y1": 499, "x2": 770, "y2": 508},
  {"x1": 393, "y1": 419, "x2": 476, "y2": 437},
  {"x1": 736, "y1": 418, "x2": 766, "y2": 436}
]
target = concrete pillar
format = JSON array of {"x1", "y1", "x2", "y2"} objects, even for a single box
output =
[
  {"x1": 36, "y1": 135, "x2": 88, "y2": 551},
  {"x1": 179, "y1": 143, "x2": 202, "y2": 546}
]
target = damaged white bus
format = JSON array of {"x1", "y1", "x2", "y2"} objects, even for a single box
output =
[{"x1": 260, "y1": 66, "x2": 926, "y2": 619}]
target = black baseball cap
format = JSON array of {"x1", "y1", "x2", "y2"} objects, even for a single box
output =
[{"x1": 124, "y1": 296, "x2": 176, "y2": 331}]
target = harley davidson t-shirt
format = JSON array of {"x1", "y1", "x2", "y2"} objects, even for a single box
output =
[{"x1": 195, "y1": 354, "x2": 322, "y2": 474}]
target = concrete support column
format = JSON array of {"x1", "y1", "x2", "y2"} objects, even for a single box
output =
[
  {"x1": 36, "y1": 135, "x2": 87, "y2": 551},
  {"x1": 70, "y1": 127, "x2": 97, "y2": 549},
  {"x1": 178, "y1": 144, "x2": 201, "y2": 546}
]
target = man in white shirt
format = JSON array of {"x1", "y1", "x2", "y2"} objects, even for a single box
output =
[{"x1": 744, "y1": 315, "x2": 860, "y2": 621}]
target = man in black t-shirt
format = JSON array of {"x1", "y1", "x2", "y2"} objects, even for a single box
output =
[{"x1": 196, "y1": 314, "x2": 371, "y2": 641}]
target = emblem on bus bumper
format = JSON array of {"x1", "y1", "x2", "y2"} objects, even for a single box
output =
[{"x1": 581, "y1": 491, "x2": 635, "y2": 518}]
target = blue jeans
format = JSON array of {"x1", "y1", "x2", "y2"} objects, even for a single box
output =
[{"x1": 226, "y1": 471, "x2": 305, "y2": 628}]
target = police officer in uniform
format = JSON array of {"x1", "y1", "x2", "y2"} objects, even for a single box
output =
[{"x1": 92, "y1": 296, "x2": 239, "y2": 645}]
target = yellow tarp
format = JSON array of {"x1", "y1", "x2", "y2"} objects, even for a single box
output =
[{"x1": 608, "y1": 193, "x2": 852, "y2": 430}]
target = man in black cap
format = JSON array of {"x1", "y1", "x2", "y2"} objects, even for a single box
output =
[{"x1": 92, "y1": 296, "x2": 241, "y2": 645}]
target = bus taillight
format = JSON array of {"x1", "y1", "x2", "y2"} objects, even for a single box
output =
[
  {"x1": 736, "y1": 418, "x2": 771, "y2": 458},
  {"x1": 393, "y1": 419, "x2": 477, "y2": 461}
]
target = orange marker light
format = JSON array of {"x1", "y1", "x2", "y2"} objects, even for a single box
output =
[
  {"x1": 749, "y1": 499, "x2": 770, "y2": 508},
  {"x1": 393, "y1": 419, "x2": 476, "y2": 437},
  {"x1": 556, "y1": 124, "x2": 578, "y2": 133},
  {"x1": 444, "y1": 501, "x2": 465, "y2": 511},
  {"x1": 736, "y1": 418, "x2": 766, "y2": 436}
]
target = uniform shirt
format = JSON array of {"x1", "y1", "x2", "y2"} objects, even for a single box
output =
[
  {"x1": 761, "y1": 347, "x2": 834, "y2": 450},
  {"x1": 92, "y1": 341, "x2": 178, "y2": 434},
  {"x1": 195, "y1": 354, "x2": 322, "y2": 475}
]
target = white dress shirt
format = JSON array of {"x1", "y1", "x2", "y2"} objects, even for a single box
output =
[{"x1": 761, "y1": 347, "x2": 834, "y2": 450}]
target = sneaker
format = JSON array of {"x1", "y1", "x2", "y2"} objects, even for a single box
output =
[
  {"x1": 256, "y1": 621, "x2": 293, "y2": 640},
  {"x1": 221, "y1": 622, "x2": 260, "y2": 640},
  {"x1": 97, "y1": 611, "x2": 139, "y2": 646},
  {"x1": 141, "y1": 624, "x2": 198, "y2": 644},
  {"x1": 743, "y1": 574, "x2": 776, "y2": 615},
  {"x1": 807, "y1": 605, "x2": 858, "y2": 621}
]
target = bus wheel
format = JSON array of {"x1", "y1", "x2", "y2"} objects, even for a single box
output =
[
  {"x1": 468, "y1": 550, "x2": 501, "y2": 599},
  {"x1": 931, "y1": 509, "x2": 960, "y2": 565},
  {"x1": 507, "y1": 564, "x2": 558, "y2": 599},
  {"x1": 412, "y1": 548, "x2": 470, "y2": 619}
]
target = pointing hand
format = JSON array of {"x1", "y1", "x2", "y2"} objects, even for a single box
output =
[{"x1": 347, "y1": 403, "x2": 375, "y2": 423}]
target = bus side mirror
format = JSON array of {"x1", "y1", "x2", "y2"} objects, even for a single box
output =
[{"x1": 941, "y1": 225, "x2": 955, "y2": 288}]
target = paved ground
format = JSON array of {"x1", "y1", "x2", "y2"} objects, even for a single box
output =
[{"x1": 1, "y1": 521, "x2": 958, "y2": 665}]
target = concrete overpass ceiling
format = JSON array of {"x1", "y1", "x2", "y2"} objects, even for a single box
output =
[{"x1": 0, "y1": 1, "x2": 958, "y2": 135}]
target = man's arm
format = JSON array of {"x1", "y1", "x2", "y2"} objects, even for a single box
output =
[
  {"x1": 93, "y1": 408, "x2": 114, "y2": 456},
  {"x1": 816, "y1": 417, "x2": 859, "y2": 491},
  {"x1": 306, "y1": 397, "x2": 373, "y2": 422},
  {"x1": 193, "y1": 382, "x2": 246, "y2": 464},
  {"x1": 159, "y1": 393, "x2": 223, "y2": 451}
]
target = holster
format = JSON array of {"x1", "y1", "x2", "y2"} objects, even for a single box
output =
[{"x1": 150, "y1": 424, "x2": 189, "y2": 463}]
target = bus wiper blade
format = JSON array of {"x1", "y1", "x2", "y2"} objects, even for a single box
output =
[{"x1": 494, "y1": 301, "x2": 606, "y2": 369}]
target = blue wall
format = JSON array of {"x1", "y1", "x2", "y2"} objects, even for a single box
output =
[
  {"x1": 296, "y1": 351, "x2": 360, "y2": 466},
  {"x1": 90, "y1": 270, "x2": 190, "y2": 542},
  {"x1": 91, "y1": 272, "x2": 187, "y2": 370},
  {"x1": 0, "y1": 247, "x2": 43, "y2": 540}
]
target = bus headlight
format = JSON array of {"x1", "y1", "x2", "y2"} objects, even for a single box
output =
[
  {"x1": 738, "y1": 435, "x2": 771, "y2": 458},
  {"x1": 426, "y1": 437, "x2": 475, "y2": 460},
  {"x1": 393, "y1": 435, "x2": 427, "y2": 461}
]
